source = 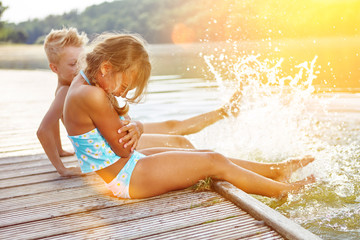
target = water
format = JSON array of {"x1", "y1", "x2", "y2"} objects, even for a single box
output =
[
  {"x1": 188, "y1": 52, "x2": 360, "y2": 239},
  {"x1": 1, "y1": 40, "x2": 359, "y2": 239}
]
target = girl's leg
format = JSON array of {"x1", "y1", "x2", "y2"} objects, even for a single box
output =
[
  {"x1": 138, "y1": 148, "x2": 315, "y2": 182},
  {"x1": 137, "y1": 134, "x2": 195, "y2": 150},
  {"x1": 129, "y1": 151, "x2": 314, "y2": 199},
  {"x1": 227, "y1": 156, "x2": 315, "y2": 182}
]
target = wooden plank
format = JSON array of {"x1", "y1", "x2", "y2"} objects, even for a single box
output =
[
  {"x1": 0, "y1": 159, "x2": 77, "y2": 180},
  {"x1": 0, "y1": 172, "x2": 63, "y2": 189},
  {"x1": 0, "y1": 195, "x2": 233, "y2": 239},
  {"x1": 0, "y1": 166, "x2": 57, "y2": 180},
  {"x1": 40, "y1": 201, "x2": 243, "y2": 240},
  {"x1": 243, "y1": 231, "x2": 284, "y2": 240},
  {"x1": 0, "y1": 174, "x2": 104, "y2": 199},
  {"x1": 0, "y1": 157, "x2": 76, "y2": 172},
  {"x1": 213, "y1": 180, "x2": 321, "y2": 240},
  {"x1": 0, "y1": 186, "x2": 185, "y2": 213},
  {"x1": 0, "y1": 191, "x2": 218, "y2": 228},
  {"x1": 0, "y1": 185, "x2": 103, "y2": 211},
  {"x1": 140, "y1": 216, "x2": 276, "y2": 240},
  {"x1": 0, "y1": 153, "x2": 49, "y2": 165},
  {"x1": 0, "y1": 149, "x2": 48, "y2": 158}
]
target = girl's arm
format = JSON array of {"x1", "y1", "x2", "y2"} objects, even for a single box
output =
[{"x1": 85, "y1": 88, "x2": 133, "y2": 157}]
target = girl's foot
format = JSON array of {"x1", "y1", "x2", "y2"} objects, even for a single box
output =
[
  {"x1": 275, "y1": 175, "x2": 316, "y2": 198},
  {"x1": 290, "y1": 174, "x2": 316, "y2": 192},
  {"x1": 273, "y1": 155, "x2": 315, "y2": 182}
]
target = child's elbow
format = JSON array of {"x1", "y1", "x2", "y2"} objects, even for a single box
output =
[
  {"x1": 36, "y1": 126, "x2": 46, "y2": 140},
  {"x1": 116, "y1": 144, "x2": 133, "y2": 158}
]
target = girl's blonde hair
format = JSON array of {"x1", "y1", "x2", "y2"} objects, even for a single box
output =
[
  {"x1": 44, "y1": 27, "x2": 88, "y2": 64},
  {"x1": 84, "y1": 33, "x2": 151, "y2": 116}
]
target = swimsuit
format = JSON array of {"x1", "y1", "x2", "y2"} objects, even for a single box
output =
[
  {"x1": 80, "y1": 70, "x2": 91, "y2": 85},
  {"x1": 68, "y1": 70, "x2": 146, "y2": 198}
]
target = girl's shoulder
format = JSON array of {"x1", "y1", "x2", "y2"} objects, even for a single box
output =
[
  {"x1": 67, "y1": 77, "x2": 109, "y2": 111},
  {"x1": 78, "y1": 85, "x2": 110, "y2": 112}
]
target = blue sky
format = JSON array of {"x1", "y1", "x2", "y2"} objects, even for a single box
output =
[{"x1": 2, "y1": 0, "x2": 110, "y2": 23}]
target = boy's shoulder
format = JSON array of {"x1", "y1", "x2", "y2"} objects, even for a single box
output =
[
  {"x1": 57, "y1": 77, "x2": 73, "y2": 87},
  {"x1": 55, "y1": 83, "x2": 70, "y2": 96}
]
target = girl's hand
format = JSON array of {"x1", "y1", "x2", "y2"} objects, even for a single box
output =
[
  {"x1": 123, "y1": 114, "x2": 131, "y2": 121},
  {"x1": 118, "y1": 120, "x2": 143, "y2": 151},
  {"x1": 221, "y1": 89, "x2": 242, "y2": 117}
]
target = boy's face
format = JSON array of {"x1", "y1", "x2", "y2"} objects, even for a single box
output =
[{"x1": 52, "y1": 46, "x2": 83, "y2": 85}]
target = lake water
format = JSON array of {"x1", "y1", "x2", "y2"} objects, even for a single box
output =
[{"x1": 1, "y1": 38, "x2": 359, "y2": 239}]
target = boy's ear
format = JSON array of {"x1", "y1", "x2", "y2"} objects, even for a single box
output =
[
  {"x1": 100, "y1": 61, "x2": 112, "y2": 76},
  {"x1": 49, "y1": 63, "x2": 58, "y2": 74}
]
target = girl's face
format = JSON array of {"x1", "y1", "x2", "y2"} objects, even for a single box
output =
[
  {"x1": 113, "y1": 72, "x2": 131, "y2": 97},
  {"x1": 101, "y1": 70, "x2": 134, "y2": 98}
]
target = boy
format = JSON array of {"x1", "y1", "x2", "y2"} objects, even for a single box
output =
[{"x1": 37, "y1": 27, "x2": 88, "y2": 177}]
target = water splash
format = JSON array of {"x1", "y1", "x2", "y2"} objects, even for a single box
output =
[
  {"x1": 195, "y1": 52, "x2": 360, "y2": 239},
  {"x1": 200, "y1": 54, "x2": 322, "y2": 162}
]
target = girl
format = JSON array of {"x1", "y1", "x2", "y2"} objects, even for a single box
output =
[{"x1": 63, "y1": 33, "x2": 315, "y2": 199}]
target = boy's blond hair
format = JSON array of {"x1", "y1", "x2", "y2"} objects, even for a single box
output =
[{"x1": 44, "y1": 27, "x2": 88, "y2": 64}]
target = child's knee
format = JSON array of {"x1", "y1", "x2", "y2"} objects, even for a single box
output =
[{"x1": 204, "y1": 152, "x2": 228, "y2": 176}]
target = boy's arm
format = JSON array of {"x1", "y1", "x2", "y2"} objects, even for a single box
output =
[
  {"x1": 37, "y1": 86, "x2": 81, "y2": 177},
  {"x1": 53, "y1": 119, "x2": 74, "y2": 157}
]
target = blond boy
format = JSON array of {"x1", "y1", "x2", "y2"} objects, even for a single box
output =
[{"x1": 37, "y1": 27, "x2": 88, "y2": 177}]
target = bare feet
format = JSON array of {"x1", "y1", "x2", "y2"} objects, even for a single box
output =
[
  {"x1": 221, "y1": 89, "x2": 242, "y2": 117},
  {"x1": 290, "y1": 174, "x2": 316, "y2": 193},
  {"x1": 278, "y1": 175, "x2": 316, "y2": 198},
  {"x1": 273, "y1": 155, "x2": 315, "y2": 182}
]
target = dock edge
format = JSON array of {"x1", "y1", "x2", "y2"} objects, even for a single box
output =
[{"x1": 212, "y1": 180, "x2": 322, "y2": 240}]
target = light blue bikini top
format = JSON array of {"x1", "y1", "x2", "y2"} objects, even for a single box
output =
[
  {"x1": 68, "y1": 70, "x2": 126, "y2": 173},
  {"x1": 68, "y1": 128, "x2": 121, "y2": 173},
  {"x1": 80, "y1": 70, "x2": 91, "y2": 85}
]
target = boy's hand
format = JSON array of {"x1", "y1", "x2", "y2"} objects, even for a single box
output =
[
  {"x1": 59, "y1": 149, "x2": 75, "y2": 157},
  {"x1": 118, "y1": 120, "x2": 143, "y2": 151},
  {"x1": 59, "y1": 166, "x2": 83, "y2": 177}
]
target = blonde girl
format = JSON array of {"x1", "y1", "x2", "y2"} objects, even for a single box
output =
[{"x1": 64, "y1": 33, "x2": 315, "y2": 199}]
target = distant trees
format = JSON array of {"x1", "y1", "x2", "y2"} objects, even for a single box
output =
[
  {"x1": 0, "y1": 1, "x2": 28, "y2": 43},
  {"x1": 1, "y1": 0, "x2": 360, "y2": 44},
  {"x1": 0, "y1": 1, "x2": 8, "y2": 40}
]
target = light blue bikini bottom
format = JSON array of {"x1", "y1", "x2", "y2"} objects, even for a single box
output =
[{"x1": 105, "y1": 151, "x2": 145, "y2": 199}]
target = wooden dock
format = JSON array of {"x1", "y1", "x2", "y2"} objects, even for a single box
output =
[
  {"x1": 0, "y1": 69, "x2": 321, "y2": 239},
  {"x1": 0, "y1": 153, "x2": 320, "y2": 240}
]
